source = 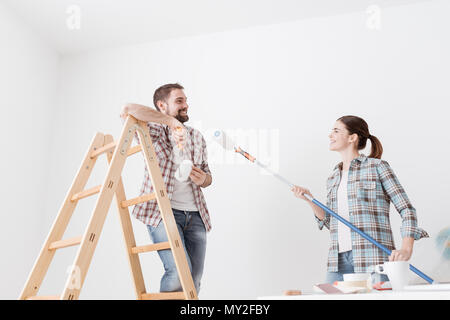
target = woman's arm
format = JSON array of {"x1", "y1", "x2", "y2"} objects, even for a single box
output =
[
  {"x1": 292, "y1": 186, "x2": 324, "y2": 217},
  {"x1": 376, "y1": 160, "x2": 429, "y2": 261},
  {"x1": 292, "y1": 186, "x2": 329, "y2": 229}
]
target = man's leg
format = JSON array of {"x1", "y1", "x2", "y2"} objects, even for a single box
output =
[
  {"x1": 183, "y1": 211, "x2": 207, "y2": 294},
  {"x1": 146, "y1": 210, "x2": 192, "y2": 292}
]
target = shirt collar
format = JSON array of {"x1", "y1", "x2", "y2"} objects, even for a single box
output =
[{"x1": 333, "y1": 153, "x2": 367, "y2": 171}]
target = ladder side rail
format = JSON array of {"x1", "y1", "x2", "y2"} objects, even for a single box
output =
[
  {"x1": 19, "y1": 133, "x2": 105, "y2": 300},
  {"x1": 105, "y1": 133, "x2": 147, "y2": 300},
  {"x1": 135, "y1": 119, "x2": 198, "y2": 300},
  {"x1": 60, "y1": 117, "x2": 137, "y2": 300}
]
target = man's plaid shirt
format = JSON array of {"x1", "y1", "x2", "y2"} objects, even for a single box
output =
[
  {"x1": 316, "y1": 154, "x2": 429, "y2": 273},
  {"x1": 132, "y1": 122, "x2": 212, "y2": 232}
]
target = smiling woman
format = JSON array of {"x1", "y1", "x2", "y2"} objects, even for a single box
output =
[{"x1": 292, "y1": 115, "x2": 429, "y2": 284}]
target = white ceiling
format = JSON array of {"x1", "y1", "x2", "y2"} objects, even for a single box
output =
[{"x1": 2, "y1": 0, "x2": 429, "y2": 55}]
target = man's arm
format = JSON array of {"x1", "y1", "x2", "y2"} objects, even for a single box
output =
[
  {"x1": 120, "y1": 103, "x2": 185, "y2": 145},
  {"x1": 120, "y1": 103, "x2": 181, "y2": 129}
]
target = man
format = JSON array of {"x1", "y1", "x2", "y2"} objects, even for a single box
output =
[{"x1": 120, "y1": 83, "x2": 212, "y2": 294}]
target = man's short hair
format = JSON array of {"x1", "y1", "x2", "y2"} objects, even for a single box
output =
[{"x1": 153, "y1": 83, "x2": 184, "y2": 111}]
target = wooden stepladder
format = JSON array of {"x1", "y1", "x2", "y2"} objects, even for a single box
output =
[{"x1": 19, "y1": 115, "x2": 197, "y2": 300}]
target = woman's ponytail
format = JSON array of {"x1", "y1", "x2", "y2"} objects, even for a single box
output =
[{"x1": 368, "y1": 135, "x2": 383, "y2": 159}]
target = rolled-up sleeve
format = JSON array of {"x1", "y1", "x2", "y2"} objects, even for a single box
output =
[
  {"x1": 315, "y1": 213, "x2": 330, "y2": 230},
  {"x1": 376, "y1": 160, "x2": 429, "y2": 240},
  {"x1": 316, "y1": 180, "x2": 332, "y2": 230},
  {"x1": 199, "y1": 135, "x2": 211, "y2": 176}
]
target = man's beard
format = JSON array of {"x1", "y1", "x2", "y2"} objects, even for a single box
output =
[{"x1": 175, "y1": 109, "x2": 189, "y2": 123}]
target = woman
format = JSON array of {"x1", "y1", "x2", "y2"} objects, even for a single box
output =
[{"x1": 292, "y1": 115, "x2": 429, "y2": 284}]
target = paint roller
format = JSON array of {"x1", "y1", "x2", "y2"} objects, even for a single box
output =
[
  {"x1": 174, "y1": 126, "x2": 193, "y2": 182},
  {"x1": 213, "y1": 130, "x2": 434, "y2": 284},
  {"x1": 212, "y1": 130, "x2": 295, "y2": 187}
]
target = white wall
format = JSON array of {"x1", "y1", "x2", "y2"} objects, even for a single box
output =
[
  {"x1": 0, "y1": 3, "x2": 60, "y2": 299},
  {"x1": 14, "y1": 0, "x2": 450, "y2": 299}
]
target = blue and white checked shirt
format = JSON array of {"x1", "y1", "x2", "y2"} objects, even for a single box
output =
[{"x1": 316, "y1": 154, "x2": 429, "y2": 273}]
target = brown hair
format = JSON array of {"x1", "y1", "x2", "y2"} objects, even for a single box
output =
[
  {"x1": 337, "y1": 115, "x2": 383, "y2": 159},
  {"x1": 153, "y1": 83, "x2": 184, "y2": 111}
]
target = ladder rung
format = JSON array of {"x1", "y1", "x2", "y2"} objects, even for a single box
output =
[
  {"x1": 48, "y1": 236, "x2": 83, "y2": 250},
  {"x1": 71, "y1": 185, "x2": 102, "y2": 201},
  {"x1": 90, "y1": 142, "x2": 116, "y2": 159},
  {"x1": 131, "y1": 242, "x2": 171, "y2": 254},
  {"x1": 26, "y1": 295, "x2": 60, "y2": 300},
  {"x1": 90, "y1": 142, "x2": 141, "y2": 159},
  {"x1": 141, "y1": 292, "x2": 185, "y2": 300},
  {"x1": 121, "y1": 192, "x2": 156, "y2": 208}
]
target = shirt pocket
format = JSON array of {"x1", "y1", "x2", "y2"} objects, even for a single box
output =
[{"x1": 357, "y1": 180, "x2": 377, "y2": 203}]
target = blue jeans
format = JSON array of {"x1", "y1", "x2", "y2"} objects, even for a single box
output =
[
  {"x1": 325, "y1": 250, "x2": 389, "y2": 284},
  {"x1": 147, "y1": 209, "x2": 207, "y2": 293}
]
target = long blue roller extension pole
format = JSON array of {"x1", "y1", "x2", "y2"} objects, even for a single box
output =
[{"x1": 212, "y1": 130, "x2": 435, "y2": 284}]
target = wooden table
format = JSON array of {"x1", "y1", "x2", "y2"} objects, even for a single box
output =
[{"x1": 258, "y1": 284, "x2": 450, "y2": 300}]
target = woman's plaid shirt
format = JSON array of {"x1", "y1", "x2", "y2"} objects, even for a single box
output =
[
  {"x1": 131, "y1": 122, "x2": 212, "y2": 232},
  {"x1": 316, "y1": 154, "x2": 429, "y2": 273}
]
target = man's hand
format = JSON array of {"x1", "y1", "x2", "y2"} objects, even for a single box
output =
[
  {"x1": 189, "y1": 166, "x2": 207, "y2": 186},
  {"x1": 120, "y1": 104, "x2": 130, "y2": 123}
]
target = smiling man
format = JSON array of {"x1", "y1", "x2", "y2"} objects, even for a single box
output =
[{"x1": 120, "y1": 83, "x2": 212, "y2": 295}]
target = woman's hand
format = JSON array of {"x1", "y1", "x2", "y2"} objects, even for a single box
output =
[
  {"x1": 292, "y1": 185, "x2": 325, "y2": 220},
  {"x1": 291, "y1": 185, "x2": 313, "y2": 201},
  {"x1": 390, "y1": 237, "x2": 414, "y2": 261},
  {"x1": 389, "y1": 248, "x2": 412, "y2": 261}
]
